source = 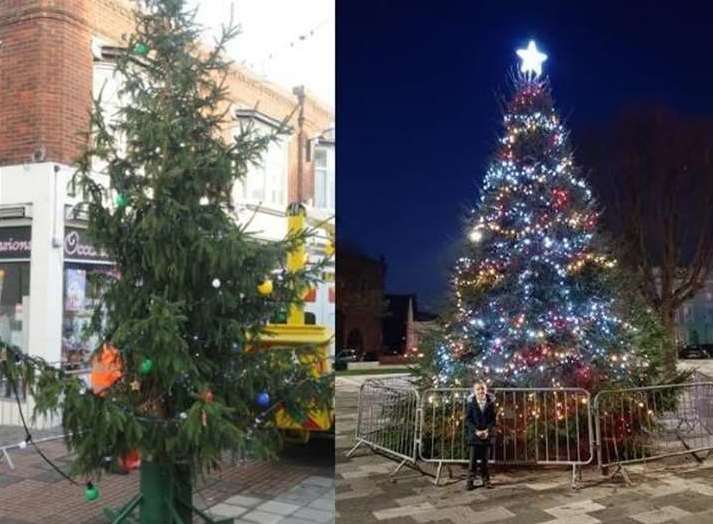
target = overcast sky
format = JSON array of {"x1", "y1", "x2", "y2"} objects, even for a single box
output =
[{"x1": 186, "y1": 0, "x2": 334, "y2": 111}]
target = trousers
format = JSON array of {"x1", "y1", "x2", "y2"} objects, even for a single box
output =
[{"x1": 468, "y1": 444, "x2": 490, "y2": 480}]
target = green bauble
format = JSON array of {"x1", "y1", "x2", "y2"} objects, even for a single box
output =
[
  {"x1": 114, "y1": 193, "x2": 128, "y2": 208},
  {"x1": 133, "y1": 42, "x2": 150, "y2": 56},
  {"x1": 84, "y1": 483, "x2": 99, "y2": 502},
  {"x1": 139, "y1": 358, "x2": 154, "y2": 375},
  {"x1": 272, "y1": 309, "x2": 288, "y2": 324}
]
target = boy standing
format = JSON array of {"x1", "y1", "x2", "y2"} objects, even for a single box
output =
[{"x1": 465, "y1": 382, "x2": 496, "y2": 490}]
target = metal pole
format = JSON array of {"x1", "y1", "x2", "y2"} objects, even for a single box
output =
[
  {"x1": 292, "y1": 85, "x2": 306, "y2": 203},
  {"x1": 286, "y1": 203, "x2": 307, "y2": 325}
]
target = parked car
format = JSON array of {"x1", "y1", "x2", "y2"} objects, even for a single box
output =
[
  {"x1": 679, "y1": 345, "x2": 711, "y2": 359},
  {"x1": 335, "y1": 349, "x2": 361, "y2": 370}
]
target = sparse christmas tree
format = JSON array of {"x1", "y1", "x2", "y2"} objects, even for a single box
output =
[
  {"x1": 1, "y1": 1, "x2": 330, "y2": 522},
  {"x1": 436, "y1": 41, "x2": 650, "y2": 389}
]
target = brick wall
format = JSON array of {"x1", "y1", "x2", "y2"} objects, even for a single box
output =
[
  {"x1": 0, "y1": 0, "x2": 333, "y2": 205},
  {"x1": 0, "y1": 0, "x2": 93, "y2": 166},
  {"x1": 336, "y1": 249, "x2": 385, "y2": 355}
]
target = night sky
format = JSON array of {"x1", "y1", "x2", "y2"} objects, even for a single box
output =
[{"x1": 337, "y1": 1, "x2": 713, "y2": 310}]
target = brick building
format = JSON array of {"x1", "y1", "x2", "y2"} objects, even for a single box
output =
[
  {"x1": 0, "y1": 0, "x2": 335, "y2": 364},
  {"x1": 336, "y1": 247, "x2": 385, "y2": 358}
]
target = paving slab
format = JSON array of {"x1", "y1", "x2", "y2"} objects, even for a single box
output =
[
  {"x1": 630, "y1": 505, "x2": 691, "y2": 524},
  {"x1": 0, "y1": 436, "x2": 334, "y2": 523}
]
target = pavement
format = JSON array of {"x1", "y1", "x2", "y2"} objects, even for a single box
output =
[
  {"x1": 0, "y1": 434, "x2": 335, "y2": 523},
  {"x1": 336, "y1": 374, "x2": 713, "y2": 524},
  {"x1": 679, "y1": 359, "x2": 713, "y2": 378}
]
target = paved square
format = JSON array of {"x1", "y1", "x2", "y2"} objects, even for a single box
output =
[
  {"x1": 0, "y1": 435, "x2": 334, "y2": 523},
  {"x1": 336, "y1": 375, "x2": 713, "y2": 524}
]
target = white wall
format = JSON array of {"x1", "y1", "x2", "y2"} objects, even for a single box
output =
[{"x1": 0, "y1": 163, "x2": 69, "y2": 363}]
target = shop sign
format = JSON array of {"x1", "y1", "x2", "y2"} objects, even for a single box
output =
[
  {"x1": 64, "y1": 228, "x2": 112, "y2": 262},
  {"x1": 0, "y1": 227, "x2": 31, "y2": 259},
  {"x1": 0, "y1": 226, "x2": 112, "y2": 263}
]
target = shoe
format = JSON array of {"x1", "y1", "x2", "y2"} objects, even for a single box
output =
[
  {"x1": 465, "y1": 481, "x2": 475, "y2": 491},
  {"x1": 483, "y1": 479, "x2": 494, "y2": 489}
]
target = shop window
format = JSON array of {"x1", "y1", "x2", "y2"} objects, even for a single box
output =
[
  {"x1": 0, "y1": 263, "x2": 30, "y2": 352},
  {"x1": 62, "y1": 264, "x2": 116, "y2": 368}
]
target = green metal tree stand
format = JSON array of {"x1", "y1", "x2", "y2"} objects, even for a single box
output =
[{"x1": 103, "y1": 461, "x2": 233, "y2": 524}]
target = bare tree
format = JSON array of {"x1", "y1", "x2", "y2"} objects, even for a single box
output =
[{"x1": 581, "y1": 107, "x2": 713, "y2": 375}]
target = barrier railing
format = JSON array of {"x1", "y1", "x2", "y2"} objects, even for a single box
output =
[
  {"x1": 593, "y1": 382, "x2": 713, "y2": 483},
  {"x1": 0, "y1": 367, "x2": 90, "y2": 470},
  {"x1": 347, "y1": 380, "x2": 713, "y2": 487},
  {"x1": 418, "y1": 388, "x2": 592, "y2": 485},
  {"x1": 346, "y1": 377, "x2": 420, "y2": 476}
]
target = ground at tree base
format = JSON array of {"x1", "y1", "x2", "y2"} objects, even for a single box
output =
[
  {"x1": 0, "y1": 438, "x2": 334, "y2": 523},
  {"x1": 336, "y1": 376, "x2": 713, "y2": 524}
]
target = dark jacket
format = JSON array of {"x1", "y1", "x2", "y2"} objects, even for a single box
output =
[{"x1": 465, "y1": 393, "x2": 496, "y2": 446}]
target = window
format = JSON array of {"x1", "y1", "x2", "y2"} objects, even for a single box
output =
[
  {"x1": 232, "y1": 110, "x2": 289, "y2": 208},
  {"x1": 0, "y1": 262, "x2": 30, "y2": 353},
  {"x1": 239, "y1": 135, "x2": 288, "y2": 206},
  {"x1": 314, "y1": 145, "x2": 335, "y2": 210},
  {"x1": 62, "y1": 264, "x2": 116, "y2": 368},
  {"x1": 92, "y1": 61, "x2": 125, "y2": 172}
]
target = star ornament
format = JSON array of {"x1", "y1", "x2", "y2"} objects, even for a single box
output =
[{"x1": 517, "y1": 40, "x2": 548, "y2": 77}]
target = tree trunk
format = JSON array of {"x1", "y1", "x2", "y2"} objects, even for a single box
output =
[
  {"x1": 660, "y1": 305, "x2": 678, "y2": 378},
  {"x1": 138, "y1": 461, "x2": 193, "y2": 524}
]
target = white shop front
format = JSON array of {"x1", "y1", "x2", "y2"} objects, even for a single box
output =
[
  {"x1": 0, "y1": 163, "x2": 112, "y2": 367},
  {"x1": 0, "y1": 222, "x2": 112, "y2": 369}
]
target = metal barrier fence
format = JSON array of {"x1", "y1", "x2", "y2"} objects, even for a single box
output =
[
  {"x1": 691, "y1": 369, "x2": 713, "y2": 383},
  {"x1": 0, "y1": 367, "x2": 90, "y2": 470},
  {"x1": 593, "y1": 382, "x2": 713, "y2": 481},
  {"x1": 348, "y1": 378, "x2": 713, "y2": 487},
  {"x1": 419, "y1": 388, "x2": 592, "y2": 485},
  {"x1": 346, "y1": 376, "x2": 420, "y2": 476}
]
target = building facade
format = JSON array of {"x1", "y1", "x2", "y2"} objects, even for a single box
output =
[
  {"x1": 336, "y1": 247, "x2": 384, "y2": 358},
  {"x1": 676, "y1": 279, "x2": 713, "y2": 348},
  {"x1": 0, "y1": 0, "x2": 335, "y2": 365}
]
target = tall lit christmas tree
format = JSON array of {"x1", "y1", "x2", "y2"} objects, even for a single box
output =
[
  {"x1": 0, "y1": 1, "x2": 331, "y2": 522},
  {"x1": 435, "y1": 41, "x2": 645, "y2": 389}
]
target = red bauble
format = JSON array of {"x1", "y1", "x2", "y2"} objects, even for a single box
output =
[
  {"x1": 551, "y1": 188, "x2": 570, "y2": 210},
  {"x1": 572, "y1": 363, "x2": 599, "y2": 390},
  {"x1": 201, "y1": 389, "x2": 214, "y2": 403},
  {"x1": 575, "y1": 365, "x2": 591, "y2": 380},
  {"x1": 118, "y1": 449, "x2": 141, "y2": 472},
  {"x1": 584, "y1": 213, "x2": 597, "y2": 229}
]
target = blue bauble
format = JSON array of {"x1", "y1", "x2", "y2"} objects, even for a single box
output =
[{"x1": 256, "y1": 391, "x2": 270, "y2": 408}]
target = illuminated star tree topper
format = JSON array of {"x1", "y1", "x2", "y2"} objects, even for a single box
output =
[{"x1": 516, "y1": 39, "x2": 548, "y2": 77}]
